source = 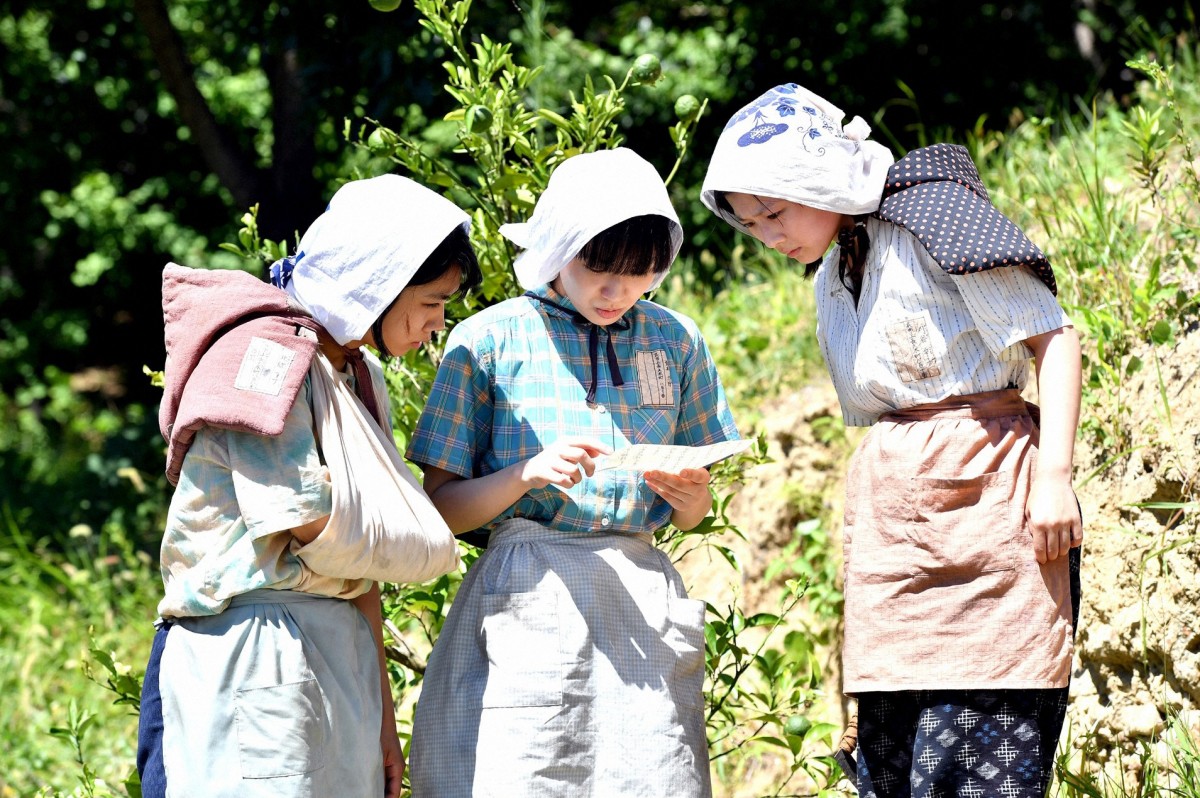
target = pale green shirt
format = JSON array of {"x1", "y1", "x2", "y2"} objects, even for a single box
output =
[{"x1": 157, "y1": 363, "x2": 385, "y2": 618}]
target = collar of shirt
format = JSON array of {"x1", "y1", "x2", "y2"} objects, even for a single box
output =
[
  {"x1": 527, "y1": 282, "x2": 575, "y2": 316},
  {"x1": 524, "y1": 284, "x2": 632, "y2": 405}
]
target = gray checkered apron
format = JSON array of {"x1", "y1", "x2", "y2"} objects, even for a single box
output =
[{"x1": 408, "y1": 518, "x2": 711, "y2": 798}]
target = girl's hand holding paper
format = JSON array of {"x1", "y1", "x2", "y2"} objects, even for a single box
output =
[{"x1": 644, "y1": 467, "x2": 713, "y2": 531}]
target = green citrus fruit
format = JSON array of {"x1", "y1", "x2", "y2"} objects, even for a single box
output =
[
  {"x1": 784, "y1": 715, "x2": 811, "y2": 737},
  {"x1": 674, "y1": 94, "x2": 701, "y2": 122},
  {"x1": 367, "y1": 127, "x2": 396, "y2": 154},
  {"x1": 631, "y1": 53, "x2": 662, "y2": 84},
  {"x1": 466, "y1": 105, "x2": 493, "y2": 134},
  {"x1": 369, "y1": 0, "x2": 403, "y2": 11}
]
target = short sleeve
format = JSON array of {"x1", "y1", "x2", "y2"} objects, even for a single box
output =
[
  {"x1": 407, "y1": 326, "x2": 494, "y2": 478},
  {"x1": 227, "y1": 376, "x2": 332, "y2": 539},
  {"x1": 672, "y1": 321, "x2": 740, "y2": 447},
  {"x1": 951, "y1": 264, "x2": 1073, "y2": 360}
]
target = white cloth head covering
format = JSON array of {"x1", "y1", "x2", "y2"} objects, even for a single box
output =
[
  {"x1": 274, "y1": 174, "x2": 470, "y2": 345},
  {"x1": 701, "y1": 83, "x2": 895, "y2": 233},
  {"x1": 499, "y1": 148, "x2": 683, "y2": 290}
]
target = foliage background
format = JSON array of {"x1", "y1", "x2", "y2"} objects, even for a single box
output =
[
  {"x1": 2, "y1": 0, "x2": 1192, "y2": 549},
  {"x1": 2, "y1": 0, "x2": 1199, "y2": 795}
]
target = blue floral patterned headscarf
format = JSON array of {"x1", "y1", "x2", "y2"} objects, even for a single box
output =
[{"x1": 700, "y1": 83, "x2": 895, "y2": 232}]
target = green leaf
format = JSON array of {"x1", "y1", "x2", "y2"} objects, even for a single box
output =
[
  {"x1": 536, "y1": 109, "x2": 572, "y2": 130},
  {"x1": 1150, "y1": 319, "x2": 1173, "y2": 345},
  {"x1": 754, "y1": 735, "x2": 792, "y2": 750}
]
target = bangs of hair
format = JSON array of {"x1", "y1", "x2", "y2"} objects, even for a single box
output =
[{"x1": 576, "y1": 215, "x2": 675, "y2": 277}]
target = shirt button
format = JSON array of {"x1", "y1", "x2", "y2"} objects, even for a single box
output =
[
  {"x1": 601, "y1": 515, "x2": 612, "y2": 527},
  {"x1": 596, "y1": 405, "x2": 607, "y2": 414}
]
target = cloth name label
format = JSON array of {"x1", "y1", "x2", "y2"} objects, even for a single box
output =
[
  {"x1": 235, "y1": 337, "x2": 295, "y2": 395},
  {"x1": 885, "y1": 312, "x2": 943, "y2": 383},
  {"x1": 635, "y1": 350, "x2": 674, "y2": 407}
]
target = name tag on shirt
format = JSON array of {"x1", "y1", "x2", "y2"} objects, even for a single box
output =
[
  {"x1": 235, "y1": 336, "x2": 295, "y2": 395},
  {"x1": 885, "y1": 311, "x2": 943, "y2": 383},
  {"x1": 635, "y1": 350, "x2": 675, "y2": 407}
]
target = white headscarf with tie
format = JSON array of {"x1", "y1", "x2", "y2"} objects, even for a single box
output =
[
  {"x1": 500, "y1": 148, "x2": 683, "y2": 290},
  {"x1": 273, "y1": 174, "x2": 471, "y2": 345}
]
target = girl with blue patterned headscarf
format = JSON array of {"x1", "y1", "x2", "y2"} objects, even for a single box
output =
[{"x1": 702, "y1": 84, "x2": 1082, "y2": 798}]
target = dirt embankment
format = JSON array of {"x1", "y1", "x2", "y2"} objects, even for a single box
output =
[{"x1": 684, "y1": 328, "x2": 1200, "y2": 794}]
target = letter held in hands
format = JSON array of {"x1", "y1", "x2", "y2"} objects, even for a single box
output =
[{"x1": 595, "y1": 439, "x2": 752, "y2": 473}]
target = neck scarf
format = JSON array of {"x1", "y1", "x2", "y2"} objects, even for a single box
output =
[
  {"x1": 523, "y1": 292, "x2": 630, "y2": 405},
  {"x1": 875, "y1": 144, "x2": 1058, "y2": 294}
]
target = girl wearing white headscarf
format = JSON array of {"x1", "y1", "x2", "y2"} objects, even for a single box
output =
[
  {"x1": 136, "y1": 174, "x2": 481, "y2": 798},
  {"x1": 702, "y1": 84, "x2": 1082, "y2": 797},
  {"x1": 405, "y1": 148, "x2": 740, "y2": 798}
]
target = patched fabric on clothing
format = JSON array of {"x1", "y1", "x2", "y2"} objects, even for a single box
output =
[
  {"x1": 157, "y1": 363, "x2": 386, "y2": 618},
  {"x1": 408, "y1": 519, "x2": 711, "y2": 798},
  {"x1": 876, "y1": 144, "x2": 1058, "y2": 294},
  {"x1": 816, "y1": 218, "x2": 1071, "y2": 427},
  {"x1": 158, "y1": 591, "x2": 382, "y2": 798},
  {"x1": 854, "y1": 688, "x2": 1069, "y2": 798},
  {"x1": 406, "y1": 283, "x2": 738, "y2": 536},
  {"x1": 159, "y1": 263, "x2": 322, "y2": 485},
  {"x1": 841, "y1": 390, "x2": 1074, "y2": 691}
]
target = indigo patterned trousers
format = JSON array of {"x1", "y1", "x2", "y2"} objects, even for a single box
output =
[
  {"x1": 854, "y1": 547, "x2": 1080, "y2": 798},
  {"x1": 855, "y1": 687, "x2": 1069, "y2": 798}
]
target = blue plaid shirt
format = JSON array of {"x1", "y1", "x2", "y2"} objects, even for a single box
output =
[{"x1": 407, "y1": 283, "x2": 739, "y2": 535}]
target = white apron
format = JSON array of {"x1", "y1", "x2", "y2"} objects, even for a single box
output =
[{"x1": 159, "y1": 591, "x2": 382, "y2": 798}]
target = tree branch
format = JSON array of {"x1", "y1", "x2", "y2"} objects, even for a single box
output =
[
  {"x1": 260, "y1": 33, "x2": 323, "y2": 241},
  {"x1": 130, "y1": 0, "x2": 264, "y2": 209}
]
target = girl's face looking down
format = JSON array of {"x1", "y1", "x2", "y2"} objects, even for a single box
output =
[
  {"x1": 552, "y1": 257, "x2": 659, "y2": 327},
  {"x1": 369, "y1": 265, "x2": 462, "y2": 356},
  {"x1": 725, "y1": 193, "x2": 848, "y2": 265}
]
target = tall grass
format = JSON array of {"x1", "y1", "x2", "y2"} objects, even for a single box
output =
[
  {"x1": 0, "y1": 509, "x2": 159, "y2": 796},
  {"x1": 980, "y1": 39, "x2": 1200, "y2": 457},
  {"x1": 1053, "y1": 712, "x2": 1200, "y2": 797}
]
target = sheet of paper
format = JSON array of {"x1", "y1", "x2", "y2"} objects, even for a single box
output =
[{"x1": 595, "y1": 438, "x2": 753, "y2": 473}]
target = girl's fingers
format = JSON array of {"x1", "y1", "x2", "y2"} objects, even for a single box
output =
[{"x1": 561, "y1": 438, "x2": 613, "y2": 457}]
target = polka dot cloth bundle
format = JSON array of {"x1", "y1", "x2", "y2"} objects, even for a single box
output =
[{"x1": 874, "y1": 143, "x2": 1058, "y2": 295}]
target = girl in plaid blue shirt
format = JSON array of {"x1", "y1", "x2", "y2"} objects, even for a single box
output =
[{"x1": 406, "y1": 148, "x2": 739, "y2": 798}]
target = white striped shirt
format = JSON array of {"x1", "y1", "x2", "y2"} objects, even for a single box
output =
[{"x1": 816, "y1": 217, "x2": 1072, "y2": 427}]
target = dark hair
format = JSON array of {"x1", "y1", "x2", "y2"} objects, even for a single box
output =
[
  {"x1": 409, "y1": 224, "x2": 482, "y2": 296},
  {"x1": 370, "y1": 224, "x2": 481, "y2": 358},
  {"x1": 576, "y1": 215, "x2": 675, "y2": 277},
  {"x1": 714, "y1": 191, "x2": 736, "y2": 219}
]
